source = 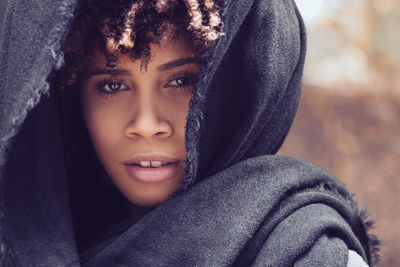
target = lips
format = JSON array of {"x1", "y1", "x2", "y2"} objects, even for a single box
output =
[
  {"x1": 123, "y1": 154, "x2": 183, "y2": 182},
  {"x1": 124, "y1": 154, "x2": 179, "y2": 165},
  {"x1": 133, "y1": 161, "x2": 171, "y2": 168}
]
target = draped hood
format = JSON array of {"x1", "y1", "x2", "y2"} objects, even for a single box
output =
[{"x1": 0, "y1": 0, "x2": 378, "y2": 266}]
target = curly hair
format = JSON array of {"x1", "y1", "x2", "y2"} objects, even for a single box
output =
[{"x1": 57, "y1": 0, "x2": 223, "y2": 91}]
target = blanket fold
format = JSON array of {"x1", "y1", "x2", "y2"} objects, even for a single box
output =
[{"x1": 82, "y1": 156, "x2": 372, "y2": 266}]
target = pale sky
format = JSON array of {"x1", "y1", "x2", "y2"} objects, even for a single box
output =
[
  {"x1": 294, "y1": 0, "x2": 330, "y2": 24},
  {"x1": 294, "y1": 0, "x2": 369, "y2": 86}
]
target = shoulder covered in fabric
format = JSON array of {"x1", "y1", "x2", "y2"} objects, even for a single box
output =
[
  {"x1": 209, "y1": 155, "x2": 375, "y2": 266},
  {"x1": 78, "y1": 156, "x2": 375, "y2": 266}
]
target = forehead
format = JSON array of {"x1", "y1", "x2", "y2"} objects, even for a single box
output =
[{"x1": 85, "y1": 36, "x2": 200, "y2": 71}]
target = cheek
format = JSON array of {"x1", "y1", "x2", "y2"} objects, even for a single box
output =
[
  {"x1": 163, "y1": 92, "x2": 192, "y2": 132},
  {"x1": 88, "y1": 114, "x2": 118, "y2": 149},
  {"x1": 80, "y1": 94, "x2": 123, "y2": 157}
]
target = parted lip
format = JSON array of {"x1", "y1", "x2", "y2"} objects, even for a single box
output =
[{"x1": 123, "y1": 153, "x2": 180, "y2": 165}]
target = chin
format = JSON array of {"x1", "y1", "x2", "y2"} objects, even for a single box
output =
[
  {"x1": 127, "y1": 191, "x2": 176, "y2": 207},
  {"x1": 106, "y1": 166, "x2": 185, "y2": 207},
  {"x1": 119, "y1": 179, "x2": 182, "y2": 207}
]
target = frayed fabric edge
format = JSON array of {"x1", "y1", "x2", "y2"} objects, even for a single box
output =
[
  {"x1": 182, "y1": 0, "x2": 229, "y2": 191},
  {"x1": 0, "y1": 1, "x2": 78, "y2": 265},
  {"x1": 305, "y1": 180, "x2": 382, "y2": 267},
  {"x1": 0, "y1": 0, "x2": 77, "y2": 173},
  {"x1": 359, "y1": 208, "x2": 381, "y2": 267}
]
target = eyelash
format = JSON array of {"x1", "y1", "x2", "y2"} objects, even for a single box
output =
[
  {"x1": 95, "y1": 79, "x2": 128, "y2": 97},
  {"x1": 95, "y1": 71, "x2": 198, "y2": 97},
  {"x1": 164, "y1": 71, "x2": 198, "y2": 91}
]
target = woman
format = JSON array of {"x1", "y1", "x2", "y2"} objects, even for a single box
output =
[{"x1": 0, "y1": 0, "x2": 378, "y2": 266}]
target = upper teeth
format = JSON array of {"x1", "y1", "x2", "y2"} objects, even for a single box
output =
[{"x1": 139, "y1": 161, "x2": 163, "y2": 168}]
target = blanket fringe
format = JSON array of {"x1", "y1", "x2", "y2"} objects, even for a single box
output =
[
  {"x1": 359, "y1": 208, "x2": 381, "y2": 267},
  {"x1": 315, "y1": 181, "x2": 381, "y2": 266}
]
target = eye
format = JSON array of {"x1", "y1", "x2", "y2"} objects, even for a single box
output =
[
  {"x1": 101, "y1": 82, "x2": 128, "y2": 92},
  {"x1": 165, "y1": 72, "x2": 199, "y2": 89},
  {"x1": 96, "y1": 81, "x2": 130, "y2": 95},
  {"x1": 168, "y1": 77, "x2": 190, "y2": 87}
]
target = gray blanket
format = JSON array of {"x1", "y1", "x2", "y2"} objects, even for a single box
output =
[{"x1": 80, "y1": 155, "x2": 373, "y2": 266}]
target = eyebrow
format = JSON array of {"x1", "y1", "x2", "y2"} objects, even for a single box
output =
[
  {"x1": 157, "y1": 57, "x2": 205, "y2": 71},
  {"x1": 86, "y1": 69, "x2": 133, "y2": 77},
  {"x1": 86, "y1": 57, "x2": 204, "y2": 77}
]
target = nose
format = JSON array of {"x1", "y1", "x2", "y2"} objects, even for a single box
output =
[{"x1": 124, "y1": 95, "x2": 173, "y2": 140}]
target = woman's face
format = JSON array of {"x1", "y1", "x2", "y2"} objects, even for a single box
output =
[{"x1": 80, "y1": 37, "x2": 202, "y2": 207}]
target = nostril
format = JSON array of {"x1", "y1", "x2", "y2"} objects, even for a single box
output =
[{"x1": 124, "y1": 117, "x2": 173, "y2": 139}]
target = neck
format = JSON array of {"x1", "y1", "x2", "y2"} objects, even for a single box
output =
[{"x1": 127, "y1": 203, "x2": 155, "y2": 223}]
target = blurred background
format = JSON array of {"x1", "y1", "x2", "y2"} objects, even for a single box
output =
[{"x1": 279, "y1": 1, "x2": 400, "y2": 266}]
